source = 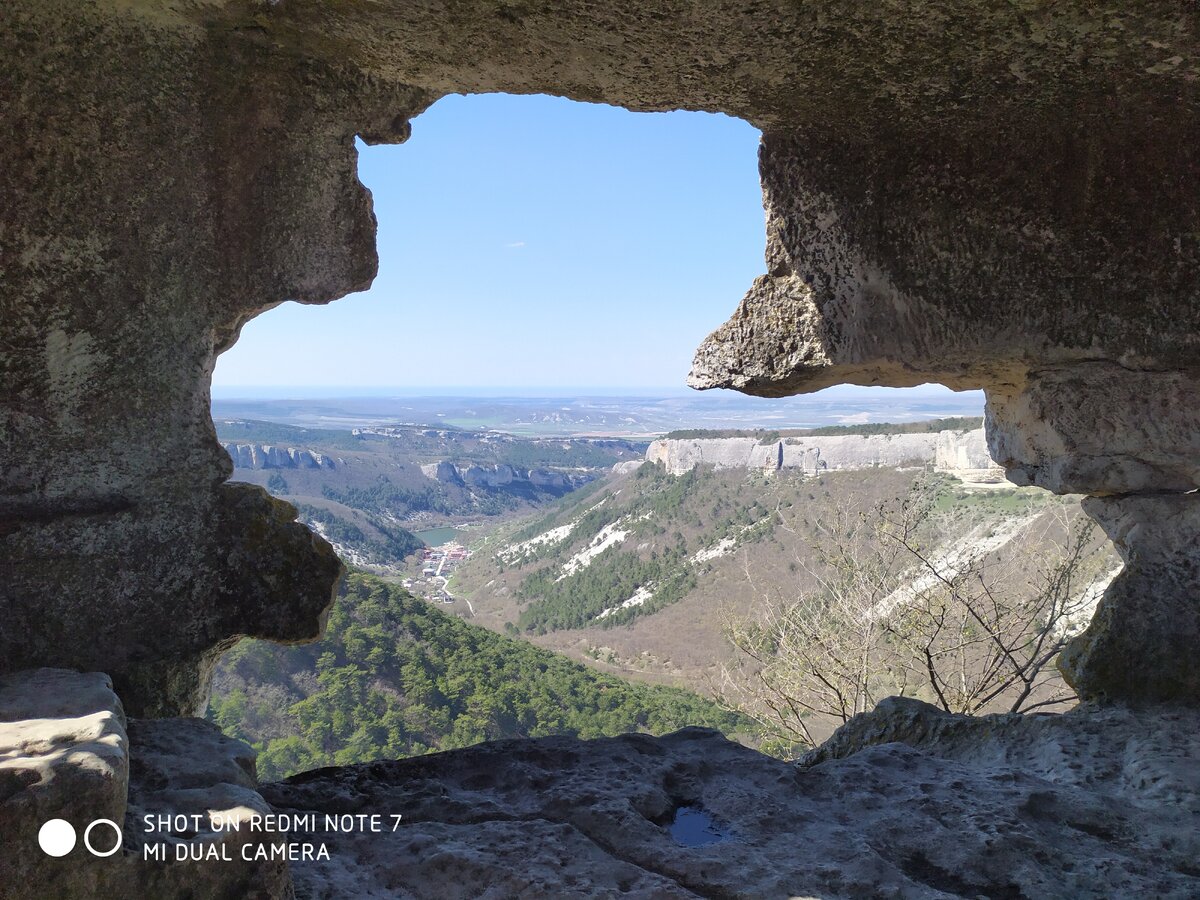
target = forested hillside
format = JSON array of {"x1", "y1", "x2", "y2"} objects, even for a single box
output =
[
  {"x1": 209, "y1": 574, "x2": 754, "y2": 780},
  {"x1": 504, "y1": 464, "x2": 776, "y2": 632}
]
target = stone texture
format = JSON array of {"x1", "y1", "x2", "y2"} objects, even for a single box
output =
[
  {"x1": 0, "y1": 0, "x2": 414, "y2": 716},
  {"x1": 264, "y1": 718, "x2": 1200, "y2": 899},
  {"x1": 1057, "y1": 495, "x2": 1200, "y2": 704},
  {"x1": 689, "y1": 117, "x2": 1199, "y2": 395},
  {"x1": 3, "y1": 0, "x2": 1200, "y2": 892},
  {"x1": 645, "y1": 427, "x2": 998, "y2": 477},
  {"x1": 0, "y1": 670, "x2": 290, "y2": 900},
  {"x1": 0, "y1": 669, "x2": 129, "y2": 895},
  {"x1": 114, "y1": 717, "x2": 292, "y2": 900},
  {"x1": 223, "y1": 443, "x2": 337, "y2": 470},
  {"x1": 933, "y1": 427, "x2": 1004, "y2": 483},
  {"x1": 986, "y1": 363, "x2": 1200, "y2": 495}
]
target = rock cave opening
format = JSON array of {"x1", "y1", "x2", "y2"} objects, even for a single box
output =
[
  {"x1": 206, "y1": 89, "x2": 1117, "y2": 772},
  {"x1": 5, "y1": 1, "x2": 1196, "y2": 895}
]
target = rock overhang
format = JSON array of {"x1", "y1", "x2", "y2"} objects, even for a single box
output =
[
  {"x1": 4, "y1": 2, "x2": 1200, "y2": 897},
  {"x1": 3, "y1": 0, "x2": 1198, "y2": 713}
]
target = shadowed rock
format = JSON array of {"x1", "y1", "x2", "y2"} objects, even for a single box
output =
[{"x1": 264, "y1": 714, "x2": 1200, "y2": 898}]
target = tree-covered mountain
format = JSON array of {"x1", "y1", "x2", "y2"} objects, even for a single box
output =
[{"x1": 208, "y1": 574, "x2": 754, "y2": 781}]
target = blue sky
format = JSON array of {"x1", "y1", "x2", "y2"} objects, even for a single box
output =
[{"x1": 213, "y1": 93, "x2": 767, "y2": 391}]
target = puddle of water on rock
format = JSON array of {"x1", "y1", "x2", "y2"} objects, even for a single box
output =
[{"x1": 667, "y1": 806, "x2": 731, "y2": 847}]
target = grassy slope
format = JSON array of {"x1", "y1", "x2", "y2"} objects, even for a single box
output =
[{"x1": 452, "y1": 465, "x2": 1117, "y2": 733}]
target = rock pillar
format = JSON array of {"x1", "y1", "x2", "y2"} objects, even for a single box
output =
[
  {"x1": 0, "y1": 0, "x2": 425, "y2": 716},
  {"x1": 987, "y1": 364, "x2": 1200, "y2": 704}
]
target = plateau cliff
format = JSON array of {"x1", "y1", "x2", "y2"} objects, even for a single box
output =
[
  {"x1": 222, "y1": 443, "x2": 336, "y2": 470},
  {"x1": 646, "y1": 426, "x2": 1002, "y2": 480},
  {"x1": 422, "y1": 461, "x2": 588, "y2": 494}
]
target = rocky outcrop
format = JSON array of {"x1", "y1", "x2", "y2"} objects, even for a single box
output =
[
  {"x1": 264, "y1": 710, "x2": 1200, "y2": 899},
  {"x1": 611, "y1": 459, "x2": 646, "y2": 475},
  {"x1": 0, "y1": 669, "x2": 128, "y2": 894},
  {"x1": 646, "y1": 427, "x2": 1003, "y2": 479},
  {"x1": 3, "y1": 478, "x2": 341, "y2": 718},
  {"x1": 4, "y1": 0, "x2": 1199, "y2": 893},
  {"x1": 933, "y1": 427, "x2": 1003, "y2": 483},
  {"x1": 0, "y1": 669, "x2": 288, "y2": 900},
  {"x1": 1058, "y1": 495, "x2": 1200, "y2": 704},
  {"x1": 977, "y1": 363, "x2": 1200, "y2": 704},
  {"x1": 986, "y1": 363, "x2": 1200, "y2": 496},
  {"x1": 222, "y1": 443, "x2": 336, "y2": 471}
]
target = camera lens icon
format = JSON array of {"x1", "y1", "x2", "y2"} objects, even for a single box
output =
[
  {"x1": 84, "y1": 819, "x2": 123, "y2": 857},
  {"x1": 38, "y1": 818, "x2": 123, "y2": 858},
  {"x1": 38, "y1": 819, "x2": 76, "y2": 857}
]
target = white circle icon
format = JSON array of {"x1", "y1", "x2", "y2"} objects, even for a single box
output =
[
  {"x1": 84, "y1": 819, "x2": 123, "y2": 857},
  {"x1": 38, "y1": 819, "x2": 77, "y2": 857}
]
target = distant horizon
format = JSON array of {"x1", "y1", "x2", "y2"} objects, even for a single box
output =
[{"x1": 211, "y1": 383, "x2": 982, "y2": 400}]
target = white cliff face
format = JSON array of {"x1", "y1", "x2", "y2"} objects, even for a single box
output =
[
  {"x1": 646, "y1": 428, "x2": 1003, "y2": 479},
  {"x1": 934, "y1": 428, "x2": 1006, "y2": 482},
  {"x1": 221, "y1": 443, "x2": 335, "y2": 470}
]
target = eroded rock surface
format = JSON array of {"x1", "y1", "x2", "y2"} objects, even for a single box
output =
[
  {"x1": 1058, "y1": 495, "x2": 1200, "y2": 704},
  {"x1": 115, "y1": 718, "x2": 292, "y2": 900},
  {"x1": 0, "y1": 669, "x2": 129, "y2": 896},
  {"x1": 645, "y1": 427, "x2": 1001, "y2": 478},
  {"x1": 986, "y1": 364, "x2": 1200, "y2": 495},
  {"x1": 0, "y1": 0, "x2": 411, "y2": 715},
  {"x1": 264, "y1": 717, "x2": 1200, "y2": 899},
  {"x1": 0, "y1": 670, "x2": 293, "y2": 900}
]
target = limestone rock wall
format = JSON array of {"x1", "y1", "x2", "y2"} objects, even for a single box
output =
[
  {"x1": 1, "y1": 0, "x2": 425, "y2": 715},
  {"x1": 262, "y1": 711, "x2": 1200, "y2": 899},
  {"x1": 0, "y1": 669, "x2": 291, "y2": 898},
  {"x1": 222, "y1": 443, "x2": 336, "y2": 470},
  {"x1": 3, "y1": 1, "x2": 1200, "y2": 897},
  {"x1": 645, "y1": 428, "x2": 1002, "y2": 479},
  {"x1": 426, "y1": 461, "x2": 587, "y2": 493}
]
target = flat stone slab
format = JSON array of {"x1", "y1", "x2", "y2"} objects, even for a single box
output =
[{"x1": 264, "y1": 704, "x2": 1200, "y2": 899}]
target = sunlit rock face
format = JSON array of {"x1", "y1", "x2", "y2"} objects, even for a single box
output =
[
  {"x1": 0, "y1": 0, "x2": 422, "y2": 715},
  {"x1": 980, "y1": 366, "x2": 1200, "y2": 703},
  {"x1": 645, "y1": 427, "x2": 1001, "y2": 477},
  {"x1": 3, "y1": 0, "x2": 1200, "y2": 897},
  {"x1": 0, "y1": 669, "x2": 291, "y2": 897},
  {"x1": 986, "y1": 365, "x2": 1200, "y2": 496},
  {"x1": 0, "y1": 669, "x2": 128, "y2": 893},
  {"x1": 1058, "y1": 495, "x2": 1200, "y2": 704}
]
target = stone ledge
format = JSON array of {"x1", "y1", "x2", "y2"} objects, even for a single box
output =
[{"x1": 264, "y1": 716, "x2": 1200, "y2": 899}]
